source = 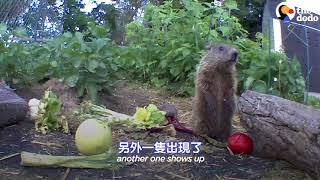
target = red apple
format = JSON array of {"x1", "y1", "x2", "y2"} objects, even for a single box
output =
[{"x1": 227, "y1": 132, "x2": 253, "y2": 154}]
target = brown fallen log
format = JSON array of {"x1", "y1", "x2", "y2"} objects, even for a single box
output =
[
  {"x1": 0, "y1": 85, "x2": 28, "y2": 127},
  {"x1": 238, "y1": 90, "x2": 320, "y2": 179}
]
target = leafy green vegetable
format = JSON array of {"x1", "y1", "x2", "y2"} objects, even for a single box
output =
[
  {"x1": 74, "y1": 102, "x2": 166, "y2": 130},
  {"x1": 36, "y1": 89, "x2": 62, "y2": 134},
  {"x1": 73, "y1": 101, "x2": 134, "y2": 126},
  {"x1": 146, "y1": 104, "x2": 158, "y2": 112},
  {"x1": 21, "y1": 149, "x2": 121, "y2": 169},
  {"x1": 134, "y1": 107, "x2": 149, "y2": 122},
  {"x1": 133, "y1": 104, "x2": 166, "y2": 129}
]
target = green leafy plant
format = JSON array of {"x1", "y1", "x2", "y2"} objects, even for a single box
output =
[
  {"x1": 234, "y1": 33, "x2": 305, "y2": 102},
  {"x1": 36, "y1": 89, "x2": 62, "y2": 134},
  {"x1": 0, "y1": 24, "x2": 38, "y2": 85},
  {"x1": 308, "y1": 96, "x2": 320, "y2": 110},
  {"x1": 133, "y1": 104, "x2": 166, "y2": 129},
  {"x1": 0, "y1": 1, "x2": 314, "y2": 110},
  {"x1": 73, "y1": 101, "x2": 166, "y2": 130},
  {"x1": 120, "y1": 0, "x2": 253, "y2": 95},
  {"x1": 43, "y1": 22, "x2": 119, "y2": 103},
  {"x1": 121, "y1": 0, "x2": 306, "y2": 103}
]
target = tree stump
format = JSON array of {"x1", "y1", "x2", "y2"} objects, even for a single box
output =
[
  {"x1": 0, "y1": 85, "x2": 28, "y2": 127},
  {"x1": 238, "y1": 90, "x2": 320, "y2": 179}
]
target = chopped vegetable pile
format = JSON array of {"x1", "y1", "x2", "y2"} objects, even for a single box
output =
[
  {"x1": 74, "y1": 101, "x2": 167, "y2": 130},
  {"x1": 133, "y1": 104, "x2": 166, "y2": 129},
  {"x1": 74, "y1": 101, "x2": 195, "y2": 134},
  {"x1": 35, "y1": 89, "x2": 62, "y2": 134}
]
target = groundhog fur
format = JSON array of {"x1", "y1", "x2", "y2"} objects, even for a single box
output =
[{"x1": 192, "y1": 43, "x2": 238, "y2": 142}]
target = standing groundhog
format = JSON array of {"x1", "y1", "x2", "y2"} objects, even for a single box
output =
[{"x1": 192, "y1": 43, "x2": 238, "y2": 141}]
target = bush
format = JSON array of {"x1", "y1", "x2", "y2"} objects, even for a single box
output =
[
  {"x1": 0, "y1": 24, "x2": 37, "y2": 85},
  {"x1": 0, "y1": 23, "x2": 120, "y2": 103},
  {"x1": 121, "y1": 0, "x2": 306, "y2": 103},
  {"x1": 0, "y1": 0, "x2": 309, "y2": 107},
  {"x1": 41, "y1": 22, "x2": 120, "y2": 103}
]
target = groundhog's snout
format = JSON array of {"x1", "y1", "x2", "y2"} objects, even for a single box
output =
[{"x1": 231, "y1": 51, "x2": 238, "y2": 62}]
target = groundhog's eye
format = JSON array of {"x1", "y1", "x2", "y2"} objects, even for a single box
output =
[{"x1": 219, "y1": 46, "x2": 224, "y2": 51}]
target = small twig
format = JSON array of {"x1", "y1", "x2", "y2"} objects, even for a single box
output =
[
  {"x1": 112, "y1": 170, "x2": 124, "y2": 179},
  {"x1": 155, "y1": 175, "x2": 167, "y2": 180},
  {"x1": 198, "y1": 134, "x2": 227, "y2": 148},
  {"x1": 60, "y1": 168, "x2": 70, "y2": 180},
  {"x1": 223, "y1": 177, "x2": 246, "y2": 180},
  {"x1": 165, "y1": 171, "x2": 189, "y2": 180},
  {"x1": 215, "y1": 175, "x2": 223, "y2": 180},
  {"x1": 3, "y1": 124, "x2": 16, "y2": 129},
  {"x1": 0, "y1": 153, "x2": 20, "y2": 161},
  {"x1": 157, "y1": 162, "x2": 174, "y2": 172},
  {"x1": 205, "y1": 163, "x2": 221, "y2": 167},
  {"x1": 227, "y1": 146, "x2": 234, "y2": 156},
  {"x1": 31, "y1": 140, "x2": 64, "y2": 148},
  {"x1": 238, "y1": 154, "x2": 245, "y2": 160}
]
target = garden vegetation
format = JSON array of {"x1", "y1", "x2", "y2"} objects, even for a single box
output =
[{"x1": 0, "y1": 0, "x2": 318, "y2": 108}]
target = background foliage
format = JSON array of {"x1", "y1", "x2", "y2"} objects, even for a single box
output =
[
  {"x1": 0, "y1": 23, "x2": 119, "y2": 103},
  {"x1": 0, "y1": 0, "x2": 318, "y2": 108},
  {"x1": 121, "y1": 0, "x2": 305, "y2": 102}
]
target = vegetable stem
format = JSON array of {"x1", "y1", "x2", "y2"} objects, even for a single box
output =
[{"x1": 20, "y1": 151, "x2": 121, "y2": 169}]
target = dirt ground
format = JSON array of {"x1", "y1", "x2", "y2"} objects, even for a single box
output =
[{"x1": 0, "y1": 80, "x2": 311, "y2": 180}]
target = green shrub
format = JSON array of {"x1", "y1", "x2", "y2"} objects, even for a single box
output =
[
  {"x1": 121, "y1": 0, "x2": 306, "y2": 103},
  {"x1": 0, "y1": 0, "x2": 311, "y2": 109},
  {"x1": 44, "y1": 23, "x2": 119, "y2": 103},
  {"x1": 308, "y1": 96, "x2": 320, "y2": 110},
  {"x1": 0, "y1": 24, "x2": 37, "y2": 85},
  {"x1": 0, "y1": 23, "x2": 120, "y2": 103},
  {"x1": 234, "y1": 34, "x2": 305, "y2": 102}
]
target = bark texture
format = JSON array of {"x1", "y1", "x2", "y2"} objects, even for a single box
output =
[
  {"x1": 0, "y1": 85, "x2": 27, "y2": 127},
  {"x1": 238, "y1": 90, "x2": 320, "y2": 179}
]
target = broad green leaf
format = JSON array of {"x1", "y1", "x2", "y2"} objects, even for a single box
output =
[
  {"x1": 75, "y1": 32, "x2": 84, "y2": 41},
  {"x1": 12, "y1": 27, "x2": 27, "y2": 38},
  {"x1": 224, "y1": 0, "x2": 239, "y2": 10},
  {"x1": 110, "y1": 63, "x2": 118, "y2": 71},
  {"x1": 182, "y1": 49, "x2": 190, "y2": 57},
  {"x1": 76, "y1": 86, "x2": 85, "y2": 97},
  {"x1": 94, "y1": 39, "x2": 107, "y2": 52},
  {"x1": 63, "y1": 32, "x2": 73, "y2": 39},
  {"x1": 87, "y1": 60, "x2": 99, "y2": 73},
  {"x1": 270, "y1": 89, "x2": 281, "y2": 96},
  {"x1": 244, "y1": 76, "x2": 255, "y2": 89},
  {"x1": 65, "y1": 75, "x2": 79, "y2": 87},
  {"x1": 74, "y1": 59, "x2": 82, "y2": 68},
  {"x1": 218, "y1": 26, "x2": 231, "y2": 36},
  {"x1": 0, "y1": 24, "x2": 7, "y2": 34},
  {"x1": 86, "y1": 84, "x2": 98, "y2": 104},
  {"x1": 252, "y1": 80, "x2": 267, "y2": 93},
  {"x1": 50, "y1": 61, "x2": 58, "y2": 68}
]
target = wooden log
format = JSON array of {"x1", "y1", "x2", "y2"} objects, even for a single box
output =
[
  {"x1": 238, "y1": 90, "x2": 320, "y2": 179},
  {"x1": 0, "y1": 85, "x2": 28, "y2": 127}
]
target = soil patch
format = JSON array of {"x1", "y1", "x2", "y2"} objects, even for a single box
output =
[{"x1": 0, "y1": 80, "x2": 310, "y2": 180}]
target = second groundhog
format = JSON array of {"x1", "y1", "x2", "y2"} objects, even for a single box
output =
[{"x1": 192, "y1": 43, "x2": 238, "y2": 141}]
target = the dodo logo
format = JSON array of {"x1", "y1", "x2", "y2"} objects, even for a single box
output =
[
  {"x1": 276, "y1": 2, "x2": 319, "y2": 22},
  {"x1": 276, "y1": 2, "x2": 296, "y2": 22}
]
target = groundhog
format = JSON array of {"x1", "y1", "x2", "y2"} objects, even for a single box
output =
[{"x1": 192, "y1": 43, "x2": 238, "y2": 142}]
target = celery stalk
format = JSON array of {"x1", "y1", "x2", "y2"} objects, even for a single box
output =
[{"x1": 20, "y1": 150, "x2": 121, "y2": 169}]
